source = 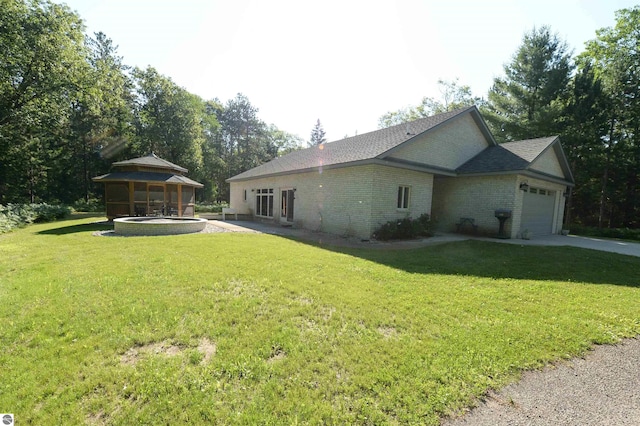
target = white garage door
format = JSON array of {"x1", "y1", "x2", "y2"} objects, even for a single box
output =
[{"x1": 521, "y1": 187, "x2": 555, "y2": 236}]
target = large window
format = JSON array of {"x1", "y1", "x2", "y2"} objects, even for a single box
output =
[
  {"x1": 397, "y1": 185, "x2": 410, "y2": 209},
  {"x1": 256, "y1": 188, "x2": 274, "y2": 217}
]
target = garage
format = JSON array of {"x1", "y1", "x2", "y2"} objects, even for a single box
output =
[{"x1": 521, "y1": 187, "x2": 556, "y2": 236}]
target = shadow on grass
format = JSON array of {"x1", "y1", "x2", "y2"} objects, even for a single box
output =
[
  {"x1": 299, "y1": 238, "x2": 640, "y2": 288},
  {"x1": 37, "y1": 220, "x2": 112, "y2": 235}
]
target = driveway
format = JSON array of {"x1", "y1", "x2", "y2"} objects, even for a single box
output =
[
  {"x1": 210, "y1": 220, "x2": 640, "y2": 257},
  {"x1": 469, "y1": 233, "x2": 640, "y2": 257}
]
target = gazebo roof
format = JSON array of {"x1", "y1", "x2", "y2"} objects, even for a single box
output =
[
  {"x1": 92, "y1": 153, "x2": 203, "y2": 187},
  {"x1": 112, "y1": 153, "x2": 188, "y2": 173},
  {"x1": 92, "y1": 171, "x2": 203, "y2": 188}
]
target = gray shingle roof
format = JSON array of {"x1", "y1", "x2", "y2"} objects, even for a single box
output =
[
  {"x1": 228, "y1": 106, "x2": 480, "y2": 181},
  {"x1": 113, "y1": 153, "x2": 188, "y2": 173},
  {"x1": 456, "y1": 136, "x2": 559, "y2": 174},
  {"x1": 92, "y1": 171, "x2": 204, "y2": 188}
]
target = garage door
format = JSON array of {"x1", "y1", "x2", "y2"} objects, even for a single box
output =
[{"x1": 521, "y1": 187, "x2": 555, "y2": 236}]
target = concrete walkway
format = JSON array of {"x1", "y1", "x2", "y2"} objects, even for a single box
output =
[
  {"x1": 469, "y1": 233, "x2": 640, "y2": 257},
  {"x1": 210, "y1": 219, "x2": 640, "y2": 257}
]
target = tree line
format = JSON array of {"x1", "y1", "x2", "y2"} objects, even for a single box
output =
[
  {"x1": 0, "y1": 0, "x2": 304, "y2": 205},
  {"x1": 380, "y1": 7, "x2": 640, "y2": 229},
  {"x1": 2, "y1": 1, "x2": 639, "y2": 229}
]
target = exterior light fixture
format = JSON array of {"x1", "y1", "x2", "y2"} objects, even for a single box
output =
[{"x1": 519, "y1": 182, "x2": 529, "y2": 191}]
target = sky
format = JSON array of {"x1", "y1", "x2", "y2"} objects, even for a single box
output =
[{"x1": 57, "y1": 0, "x2": 638, "y2": 143}]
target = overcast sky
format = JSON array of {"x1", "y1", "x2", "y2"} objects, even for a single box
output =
[{"x1": 57, "y1": 0, "x2": 638, "y2": 142}]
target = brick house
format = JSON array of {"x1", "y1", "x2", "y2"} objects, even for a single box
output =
[{"x1": 226, "y1": 106, "x2": 574, "y2": 239}]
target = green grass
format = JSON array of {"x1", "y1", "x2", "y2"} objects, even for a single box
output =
[{"x1": 1, "y1": 216, "x2": 639, "y2": 425}]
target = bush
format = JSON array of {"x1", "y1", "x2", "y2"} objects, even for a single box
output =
[
  {"x1": 0, "y1": 203, "x2": 71, "y2": 234},
  {"x1": 569, "y1": 224, "x2": 640, "y2": 242},
  {"x1": 195, "y1": 202, "x2": 228, "y2": 213},
  {"x1": 373, "y1": 214, "x2": 433, "y2": 241},
  {"x1": 72, "y1": 198, "x2": 104, "y2": 213}
]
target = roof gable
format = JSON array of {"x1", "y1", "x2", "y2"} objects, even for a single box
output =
[
  {"x1": 385, "y1": 112, "x2": 494, "y2": 170},
  {"x1": 457, "y1": 136, "x2": 574, "y2": 184},
  {"x1": 228, "y1": 106, "x2": 491, "y2": 182}
]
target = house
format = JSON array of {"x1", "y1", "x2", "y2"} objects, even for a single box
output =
[
  {"x1": 226, "y1": 106, "x2": 574, "y2": 239},
  {"x1": 93, "y1": 153, "x2": 203, "y2": 220}
]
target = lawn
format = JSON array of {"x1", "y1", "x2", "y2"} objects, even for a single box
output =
[{"x1": 1, "y1": 215, "x2": 639, "y2": 425}]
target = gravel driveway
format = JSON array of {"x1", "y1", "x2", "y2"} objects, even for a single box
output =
[{"x1": 443, "y1": 337, "x2": 640, "y2": 425}]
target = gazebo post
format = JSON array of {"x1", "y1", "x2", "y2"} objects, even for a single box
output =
[
  {"x1": 178, "y1": 185, "x2": 183, "y2": 217},
  {"x1": 128, "y1": 181, "x2": 135, "y2": 216}
]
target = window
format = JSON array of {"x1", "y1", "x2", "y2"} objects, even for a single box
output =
[
  {"x1": 397, "y1": 185, "x2": 410, "y2": 209},
  {"x1": 256, "y1": 188, "x2": 274, "y2": 217},
  {"x1": 243, "y1": 189, "x2": 247, "y2": 201}
]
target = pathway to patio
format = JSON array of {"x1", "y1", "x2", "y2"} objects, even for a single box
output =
[{"x1": 209, "y1": 219, "x2": 640, "y2": 257}]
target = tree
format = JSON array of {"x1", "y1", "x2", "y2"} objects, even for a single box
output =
[
  {"x1": 57, "y1": 32, "x2": 134, "y2": 204},
  {"x1": 200, "y1": 99, "x2": 223, "y2": 201},
  {"x1": 378, "y1": 79, "x2": 483, "y2": 128},
  {"x1": 579, "y1": 6, "x2": 640, "y2": 228},
  {"x1": 309, "y1": 119, "x2": 326, "y2": 146},
  {"x1": 211, "y1": 93, "x2": 278, "y2": 201},
  {"x1": 0, "y1": 0, "x2": 88, "y2": 202},
  {"x1": 560, "y1": 63, "x2": 609, "y2": 227},
  {"x1": 268, "y1": 124, "x2": 304, "y2": 155},
  {"x1": 131, "y1": 66, "x2": 204, "y2": 179},
  {"x1": 483, "y1": 26, "x2": 573, "y2": 142}
]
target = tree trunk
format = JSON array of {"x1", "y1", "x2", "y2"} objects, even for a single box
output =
[{"x1": 598, "y1": 119, "x2": 615, "y2": 229}]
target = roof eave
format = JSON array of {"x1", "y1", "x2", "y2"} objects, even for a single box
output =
[
  {"x1": 457, "y1": 169, "x2": 575, "y2": 187},
  {"x1": 92, "y1": 174, "x2": 204, "y2": 188},
  {"x1": 226, "y1": 158, "x2": 457, "y2": 183}
]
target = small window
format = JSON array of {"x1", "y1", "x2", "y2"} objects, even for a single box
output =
[
  {"x1": 243, "y1": 189, "x2": 247, "y2": 201},
  {"x1": 539, "y1": 189, "x2": 546, "y2": 195},
  {"x1": 530, "y1": 188, "x2": 538, "y2": 194},
  {"x1": 397, "y1": 185, "x2": 410, "y2": 209}
]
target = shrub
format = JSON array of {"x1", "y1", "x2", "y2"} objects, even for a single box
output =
[
  {"x1": 373, "y1": 214, "x2": 433, "y2": 241},
  {"x1": 195, "y1": 202, "x2": 228, "y2": 213},
  {"x1": 569, "y1": 224, "x2": 640, "y2": 242},
  {"x1": 0, "y1": 203, "x2": 71, "y2": 234},
  {"x1": 72, "y1": 198, "x2": 104, "y2": 212}
]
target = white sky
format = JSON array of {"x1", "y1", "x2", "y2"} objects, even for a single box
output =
[{"x1": 58, "y1": 0, "x2": 638, "y2": 142}]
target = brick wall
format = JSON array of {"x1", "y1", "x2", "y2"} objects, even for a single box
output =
[
  {"x1": 388, "y1": 114, "x2": 489, "y2": 169},
  {"x1": 432, "y1": 175, "x2": 519, "y2": 237},
  {"x1": 432, "y1": 174, "x2": 568, "y2": 238},
  {"x1": 229, "y1": 164, "x2": 434, "y2": 239}
]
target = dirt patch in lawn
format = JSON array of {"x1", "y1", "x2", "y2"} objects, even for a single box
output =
[{"x1": 121, "y1": 337, "x2": 216, "y2": 366}]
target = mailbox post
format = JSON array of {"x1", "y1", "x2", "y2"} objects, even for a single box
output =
[{"x1": 494, "y1": 209, "x2": 512, "y2": 239}]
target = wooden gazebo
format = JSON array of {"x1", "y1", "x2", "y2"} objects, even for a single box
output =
[{"x1": 93, "y1": 153, "x2": 203, "y2": 220}]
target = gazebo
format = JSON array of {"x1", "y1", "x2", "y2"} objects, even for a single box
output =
[{"x1": 93, "y1": 153, "x2": 204, "y2": 220}]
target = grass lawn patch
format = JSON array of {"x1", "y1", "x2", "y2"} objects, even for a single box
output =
[{"x1": 1, "y1": 216, "x2": 639, "y2": 424}]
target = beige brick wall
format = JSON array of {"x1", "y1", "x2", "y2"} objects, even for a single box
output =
[
  {"x1": 432, "y1": 175, "x2": 520, "y2": 237},
  {"x1": 530, "y1": 148, "x2": 564, "y2": 177},
  {"x1": 370, "y1": 166, "x2": 433, "y2": 230},
  {"x1": 432, "y1": 174, "x2": 568, "y2": 238},
  {"x1": 389, "y1": 114, "x2": 489, "y2": 169},
  {"x1": 229, "y1": 164, "x2": 434, "y2": 239}
]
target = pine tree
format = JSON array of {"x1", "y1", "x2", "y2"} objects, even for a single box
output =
[
  {"x1": 482, "y1": 26, "x2": 573, "y2": 141},
  {"x1": 309, "y1": 119, "x2": 326, "y2": 146}
]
